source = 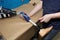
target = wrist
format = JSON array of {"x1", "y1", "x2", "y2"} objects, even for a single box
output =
[
  {"x1": 49, "y1": 14, "x2": 56, "y2": 19},
  {"x1": 46, "y1": 14, "x2": 54, "y2": 19}
]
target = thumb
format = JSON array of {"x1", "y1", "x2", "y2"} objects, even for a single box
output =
[
  {"x1": 39, "y1": 17, "x2": 43, "y2": 20},
  {"x1": 40, "y1": 19, "x2": 44, "y2": 22}
]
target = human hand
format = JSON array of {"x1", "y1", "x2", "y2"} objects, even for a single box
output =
[
  {"x1": 28, "y1": 13, "x2": 35, "y2": 17},
  {"x1": 39, "y1": 14, "x2": 53, "y2": 23}
]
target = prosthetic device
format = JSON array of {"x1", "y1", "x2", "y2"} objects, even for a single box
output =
[{"x1": 20, "y1": 12, "x2": 41, "y2": 40}]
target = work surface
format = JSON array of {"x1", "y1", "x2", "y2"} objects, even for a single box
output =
[{"x1": 0, "y1": 3, "x2": 42, "y2": 40}]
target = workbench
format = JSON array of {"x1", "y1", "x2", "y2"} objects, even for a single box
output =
[{"x1": 0, "y1": 3, "x2": 42, "y2": 40}]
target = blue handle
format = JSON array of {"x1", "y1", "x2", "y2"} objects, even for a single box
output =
[{"x1": 20, "y1": 12, "x2": 30, "y2": 22}]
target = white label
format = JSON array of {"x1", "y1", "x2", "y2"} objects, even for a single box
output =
[
  {"x1": 0, "y1": 14, "x2": 2, "y2": 18},
  {"x1": 3, "y1": 14, "x2": 6, "y2": 17},
  {"x1": 8, "y1": 14, "x2": 10, "y2": 17},
  {"x1": 0, "y1": 6, "x2": 2, "y2": 10}
]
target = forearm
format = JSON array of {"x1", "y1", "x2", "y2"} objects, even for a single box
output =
[
  {"x1": 29, "y1": 1, "x2": 42, "y2": 15},
  {"x1": 50, "y1": 12, "x2": 60, "y2": 19}
]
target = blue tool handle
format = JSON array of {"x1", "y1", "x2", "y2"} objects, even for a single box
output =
[{"x1": 20, "y1": 12, "x2": 30, "y2": 22}]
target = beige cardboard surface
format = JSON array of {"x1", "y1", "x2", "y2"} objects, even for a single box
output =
[
  {"x1": 0, "y1": 3, "x2": 42, "y2": 40},
  {"x1": 29, "y1": 0, "x2": 40, "y2": 4}
]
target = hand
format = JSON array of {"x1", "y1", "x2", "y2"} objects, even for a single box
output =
[
  {"x1": 39, "y1": 14, "x2": 53, "y2": 23},
  {"x1": 28, "y1": 13, "x2": 35, "y2": 17}
]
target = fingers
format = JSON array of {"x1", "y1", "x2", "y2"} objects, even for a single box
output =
[
  {"x1": 39, "y1": 17, "x2": 43, "y2": 20},
  {"x1": 40, "y1": 19, "x2": 44, "y2": 22},
  {"x1": 28, "y1": 13, "x2": 36, "y2": 17},
  {"x1": 39, "y1": 17, "x2": 48, "y2": 23},
  {"x1": 39, "y1": 17, "x2": 44, "y2": 22},
  {"x1": 28, "y1": 13, "x2": 32, "y2": 17}
]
